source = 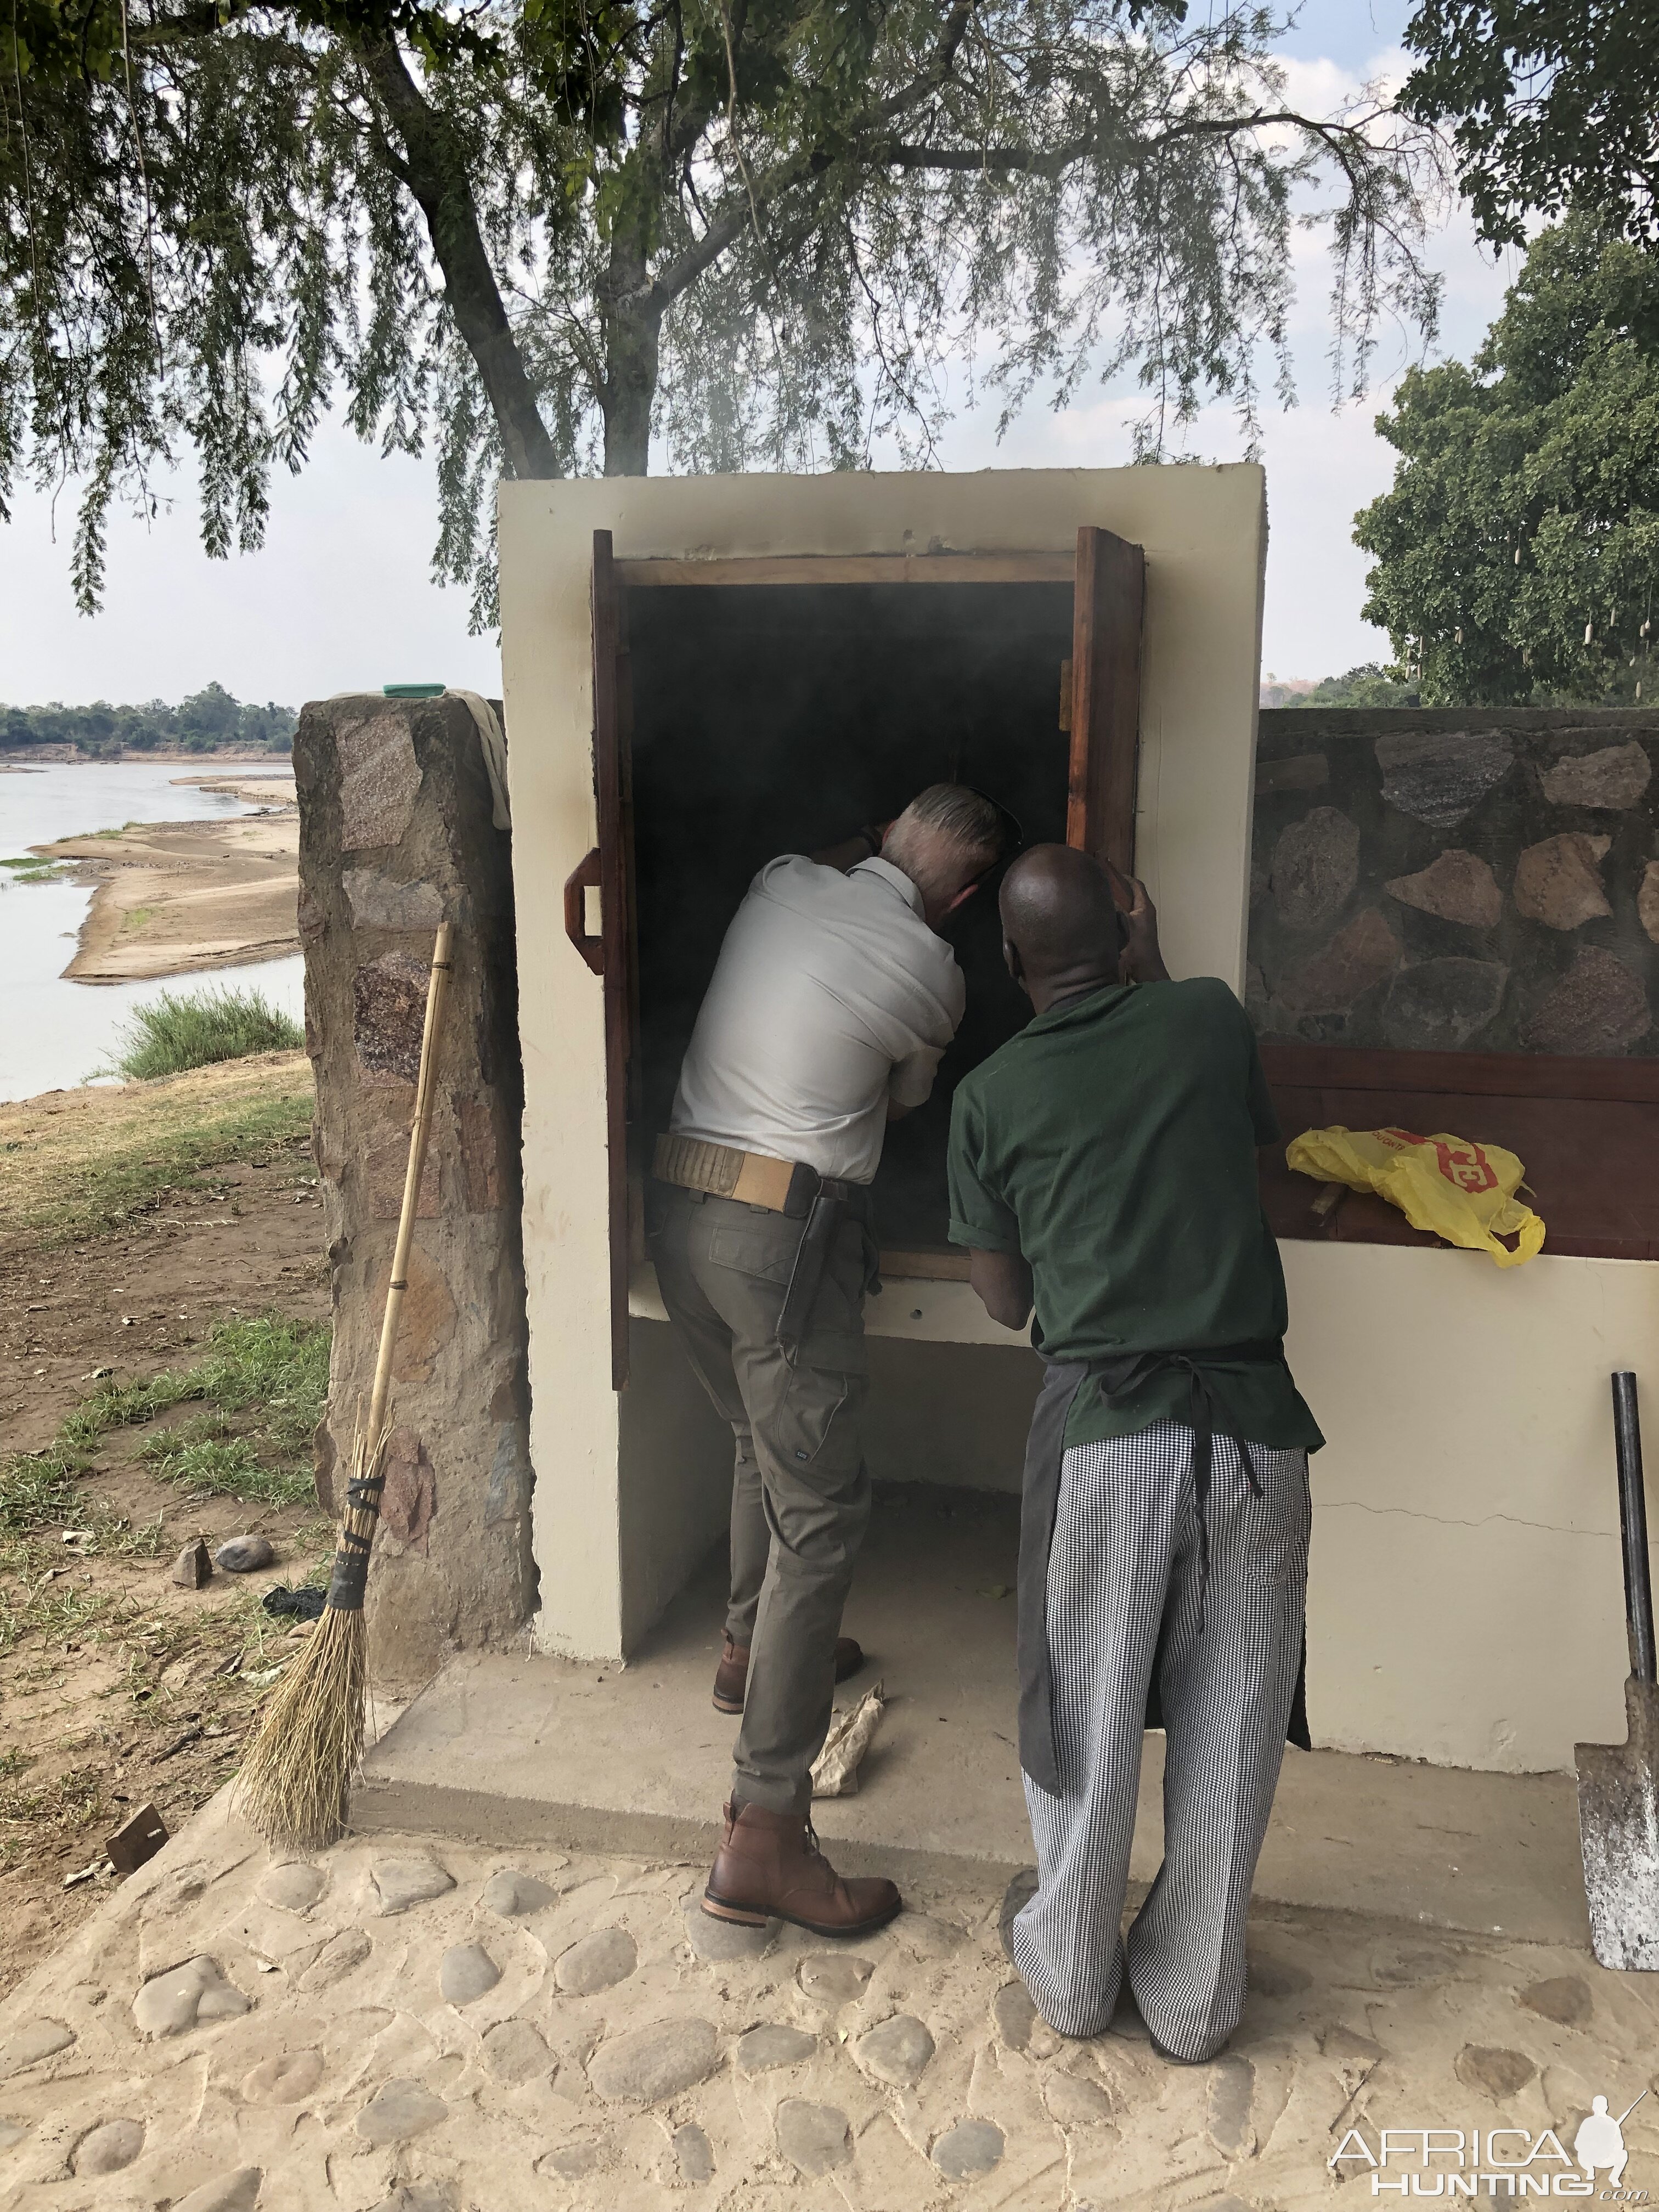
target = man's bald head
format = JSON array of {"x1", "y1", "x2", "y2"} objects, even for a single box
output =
[{"x1": 1000, "y1": 845, "x2": 1125, "y2": 1007}]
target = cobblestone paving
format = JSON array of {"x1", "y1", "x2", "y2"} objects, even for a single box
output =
[{"x1": 2, "y1": 1792, "x2": 1657, "y2": 2209}]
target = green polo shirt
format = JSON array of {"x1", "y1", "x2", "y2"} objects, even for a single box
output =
[{"x1": 947, "y1": 978, "x2": 1323, "y2": 1454}]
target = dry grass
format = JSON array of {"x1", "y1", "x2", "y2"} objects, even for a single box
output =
[
  {"x1": 0, "y1": 1049, "x2": 313, "y2": 1248},
  {"x1": 0, "y1": 1306, "x2": 335, "y2": 1878}
]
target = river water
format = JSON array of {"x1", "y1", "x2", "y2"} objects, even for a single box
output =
[{"x1": 0, "y1": 759, "x2": 304, "y2": 1103}]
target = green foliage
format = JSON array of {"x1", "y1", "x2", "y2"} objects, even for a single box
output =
[
  {"x1": 1288, "y1": 664, "x2": 1422, "y2": 708},
  {"x1": 1402, "y1": 2, "x2": 1657, "y2": 251},
  {"x1": 136, "y1": 1423, "x2": 308, "y2": 1505},
  {"x1": 106, "y1": 986, "x2": 304, "y2": 1081},
  {"x1": 157, "y1": 1312, "x2": 331, "y2": 1468},
  {"x1": 0, "y1": 0, "x2": 1445, "y2": 624},
  {"x1": 115, "y1": 1311, "x2": 330, "y2": 1507},
  {"x1": 0, "y1": 684, "x2": 295, "y2": 758},
  {"x1": 1355, "y1": 217, "x2": 1659, "y2": 707},
  {"x1": 3, "y1": 0, "x2": 487, "y2": 88},
  {"x1": 0, "y1": 1316, "x2": 330, "y2": 1543}
]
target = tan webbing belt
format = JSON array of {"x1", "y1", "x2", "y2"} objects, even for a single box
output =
[{"x1": 653, "y1": 1132, "x2": 800, "y2": 1213}]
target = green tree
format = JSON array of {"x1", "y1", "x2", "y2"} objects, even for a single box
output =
[
  {"x1": 1401, "y1": 2, "x2": 1657, "y2": 251},
  {"x1": 1355, "y1": 217, "x2": 1659, "y2": 708},
  {"x1": 1288, "y1": 663, "x2": 1421, "y2": 708},
  {"x1": 0, "y1": 689, "x2": 296, "y2": 753},
  {"x1": 176, "y1": 681, "x2": 246, "y2": 748},
  {"x1": 1, "y1": 0, "x2": 1444, "y2": 624}
]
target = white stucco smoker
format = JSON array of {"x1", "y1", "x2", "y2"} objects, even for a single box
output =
[{"x1": 495, "y1": 464, "x2": 1658, "y2": 1781}]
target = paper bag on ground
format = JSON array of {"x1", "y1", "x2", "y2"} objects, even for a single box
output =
[{"x1": 811, "y1": 1681, "x2": 885, "y2": 1798}]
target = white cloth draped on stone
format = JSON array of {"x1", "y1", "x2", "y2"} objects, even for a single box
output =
[{"x1": 448, "y1": 691, "x2": 512, "y2": 832}]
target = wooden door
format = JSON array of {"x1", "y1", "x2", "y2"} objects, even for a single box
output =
[
  {"x1": 561, "y1": 528, "x2": 636, "y2": 1389},
  {"x1": 1067, "y1": 524, "x2": 1145, "y2": 873}
]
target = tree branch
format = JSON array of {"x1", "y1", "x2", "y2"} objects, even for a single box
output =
[
  {"x1": 877, "y1": 107, "x2": 1395, "y2": 179},
  {"x1": 131, "y1": 7, "x2": 221, "y2": 44},
  {"x1": 359, "y1": 38, "x2": 557, "y2": 478},
  {"x1": 645, "y1": 0, "x2": 974, "y2": 313}
]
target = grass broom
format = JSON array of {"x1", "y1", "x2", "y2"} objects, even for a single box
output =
[{"x1": 236, "y1": 920, "x2": 454, "y2": 1850}]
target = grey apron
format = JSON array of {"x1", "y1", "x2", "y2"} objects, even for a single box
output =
[{"x1": 1017, "y1": 1346, "x2": 1312, "y2": 1796}]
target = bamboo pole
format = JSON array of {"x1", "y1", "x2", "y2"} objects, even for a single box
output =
[
  {"x1": 235, "y1": 922, "x2": 454, "y2": 1849},
  {"x1": 368, "y1": 921, "x2": 454, "y2": 1438}
]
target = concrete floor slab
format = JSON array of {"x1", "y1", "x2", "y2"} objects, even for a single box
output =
[{"x1": 358, "y1": 1485, "x2": 1592, "y2": 1950}]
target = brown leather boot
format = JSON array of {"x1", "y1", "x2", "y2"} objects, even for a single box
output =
[
  {"x1": 712, "y1": 1633, "x2": 865, "y2": 1715},
  {"x1": 703, "y1": 1800, "x2": 901, "y2": 1937}
]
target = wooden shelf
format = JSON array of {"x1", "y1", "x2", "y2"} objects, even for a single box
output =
[{"x1": 1260, "y1": 1042, "x2": 1659, "y2": 1262}]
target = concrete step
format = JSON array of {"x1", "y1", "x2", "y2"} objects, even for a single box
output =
[{"x1": 358, "y1": 1488, "x2": 1590, "y2": 1949}]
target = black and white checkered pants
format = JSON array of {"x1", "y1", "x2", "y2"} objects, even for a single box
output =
[{"x1": 1011, "y1": 1418, "x2": 1310, "y2": 2057}]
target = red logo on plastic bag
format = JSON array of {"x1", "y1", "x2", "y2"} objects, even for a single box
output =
[
  {"x1": 1431, "y1": 1139, "x2": 1497, "y2": 1193},
  {"x1": 1376, "y1": 1128, "x2": 1499, "y2": 1192}
]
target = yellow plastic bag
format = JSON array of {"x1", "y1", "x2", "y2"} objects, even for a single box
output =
[{"x1": 1285, "y1": 1125, "x2": 1545, "y2": 1268}]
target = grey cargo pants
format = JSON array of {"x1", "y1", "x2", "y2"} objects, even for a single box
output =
[{"x1": 651, "y1": 1184, "x2": 872, "y2": 1815}]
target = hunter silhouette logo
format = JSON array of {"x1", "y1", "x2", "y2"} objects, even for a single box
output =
[
  {"x1": 1575, "y1": 2092, "x2": 1646, "y2": 2190},
  {"x1": 1331, "y1": 2088, "x2": 1649, "y2": 2196}
]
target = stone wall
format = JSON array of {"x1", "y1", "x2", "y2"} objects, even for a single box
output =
[
  {"x1": 1248, "y1": 708, "x2": 1659, "y2": 1054},
  {"x1": 295, "y1": 695, "x2": 534, "y2": 1687}
]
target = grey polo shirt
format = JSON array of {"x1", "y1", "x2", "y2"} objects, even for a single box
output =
[{"x1": 669, "y1": 854, "x2": 966, "y2": 1186}]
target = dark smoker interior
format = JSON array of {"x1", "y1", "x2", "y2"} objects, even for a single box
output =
[{"x1": 629, "y1": 579, "x2": 1074, "y2": 1251}]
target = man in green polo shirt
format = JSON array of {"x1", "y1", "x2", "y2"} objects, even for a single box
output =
[{"x1": 948, "y1": 843, "x2": 1322, "y2": 2063}]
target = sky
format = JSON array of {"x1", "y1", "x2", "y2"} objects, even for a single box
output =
[{"x1": 0, "y1": 1, "x2": 1519, "y2": 708}]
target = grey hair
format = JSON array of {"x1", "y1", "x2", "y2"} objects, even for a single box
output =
[{"x1": 881, "y1": 784, "x2": 1008, "y2": 906}]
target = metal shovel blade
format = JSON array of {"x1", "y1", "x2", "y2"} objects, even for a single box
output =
[
  {"x1": 1578, "y1": 1374, "x2": 1659, "y2": 1971},
  {"x1": 1576, "y1": 1679, "x2": 1659, "y2": 1971}
]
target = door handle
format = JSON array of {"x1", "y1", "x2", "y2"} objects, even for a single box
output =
[{"x1": 563, "y1": 847, "x2": 605, "y2": 974}]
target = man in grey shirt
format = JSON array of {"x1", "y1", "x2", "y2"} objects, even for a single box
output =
[{"x1": 652, "y1": 785, "x2": 1010, "y2": 1938}]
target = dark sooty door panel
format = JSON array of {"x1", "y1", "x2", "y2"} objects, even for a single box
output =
[{"x1": 628, "y1": 580, "x2": 1074, "y2": 1249}]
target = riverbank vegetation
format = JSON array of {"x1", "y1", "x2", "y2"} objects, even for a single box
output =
[
  {"x1": 107, "y1": 986, "x2": 304, "y2": 1082},
  {"x1": 1, "y1": 684, "x2": 294, "y2": 759}
]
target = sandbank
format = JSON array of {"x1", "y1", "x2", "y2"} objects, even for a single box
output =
[
  {"x1": 172, "y1": 766, "x2": 298, "y2": 806},
  {"x1": 35, "y1": 806, "x2": 300, "y2": 983}
]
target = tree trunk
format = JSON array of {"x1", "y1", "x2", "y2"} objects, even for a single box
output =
[
  {"x1": 362, "y1": 42, "x2": 558, "y2": 481},
  {"x1": 599, "y1": 228, "x2": 661, "y2": 476}
]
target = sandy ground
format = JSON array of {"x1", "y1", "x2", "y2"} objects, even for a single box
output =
[
  {"x1": 0, "y1": 1052, "x2": 315, "y2": 1268},
  {"x1": 34, "y1": 797, "x2": 298, "y2": 984},
  {"x1": 1, "y1": 1059, "x2": 328, "y2": 1991},
  {"x1": 1, "y1": 1789, "x2": 1656, "y2": 2210}
]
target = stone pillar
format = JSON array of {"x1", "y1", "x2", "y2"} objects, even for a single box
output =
[{"x1": 295, "y1": 694, "x2": 534, "y2": 1686}]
